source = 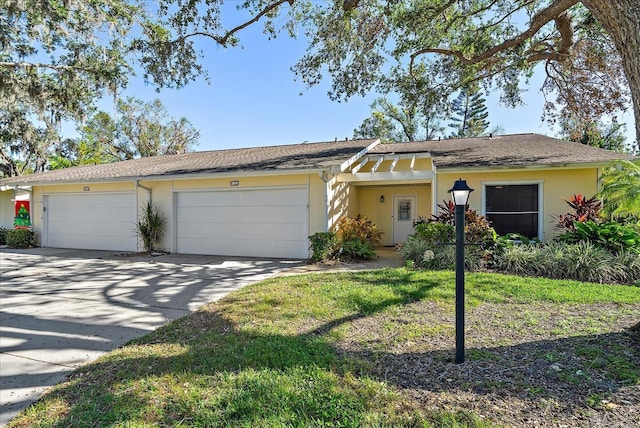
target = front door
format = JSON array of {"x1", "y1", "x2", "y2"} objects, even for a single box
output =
[{"x1": 393, "y1": 195, "x2": 417, "y2": 244}]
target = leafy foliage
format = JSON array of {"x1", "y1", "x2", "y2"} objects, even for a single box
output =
[
  {"x1": 558, "y1": 220, "x2": 640, "y2": 254},
  {"x1": 333, "y1": 215, "x2": 384, "y2": 261},
  {"x1": 598, "y1": 161, "x2": 640, "y2": 222},
  {"x1": 0, "y1": 226, "x2": 9, "y2": 245},
  {"x1": 6, "y1": 228, "x2": 34, "y2": 248},
  {"x1": 428, "y1": 200, "x2": 496, "y2": 245},
  {"x1": 555, "y1": 194, "x2": 603, "y2": 232},
  {"x1": 354, "y1": 95, "x2": 446, "y2": 142},
  {"x1": 493, "y1": 241, "x2": 638, "y2": 285},
  {"x1": 336, "y1": 214, "x2": 384, "y2": 247},
  {"x1": 308, "y1": 232, "x2": 337, "y2": 262},
  {"x1": 135, "y1": 202, "x2": 166, "y2": 252},
  {"x1": 560, "y1": 118, "x2": 629, "y2": 152}
]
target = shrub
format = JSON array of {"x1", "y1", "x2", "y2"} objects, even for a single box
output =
[
  {"x1": 557, "y1": 220, "x2": 640, "y2": 254},
  {"x1": 562, "y1": 241, "x2": 627, "y2": 284},
  {"x1": 398, "y1": 235, "x2": 433, "y2": 267},
  {"x1": 414, "y1": 222, "x2": 454, "y2": 244},
  {"x1": 332, "y1": 215, "x2": 384, "y2": 262},
  {"x1": 492, "y1": 243, "x2": 545, "y2": 276},
  {"x1": 493, "y1": 240, "x2": 638, "y2": 284},
  {"x1": 428, "y1": 200, "x2": 496, "y2": 246},
  {"x1": 336, "y1": 214, "x2": 384, "y2": 246},
  {"x1": 308, "y1": 232, "x2": 337, "y2": 262},
  {"x1": 0, "y1": 227, "x2": 8, "y2": 245},
  {"x1": 6, "y1": 228, "x2": 34, "y2": 248},
  {"x1": 136, "y1": 202, "x2": 165, "y2": 252},
  {"x1": 555, "y1": 194, "x2": 602, "y2": 232},
  {"x1": 336, "y1": 238, "x2": 376, "y2": 261}
]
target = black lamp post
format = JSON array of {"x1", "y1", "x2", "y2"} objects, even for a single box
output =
[{"x1": 448, "y1": 178, "x2": 474, "y2": 364}]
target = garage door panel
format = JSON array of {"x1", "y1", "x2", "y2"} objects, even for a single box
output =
[
  {"x1": 177, "y1": 205, "x2": 308, "y2": 224},
  {"x1": 179, "y1": 188, "x2": 306, "y2": 207},
  {"x1": 178, "y1": 237, "x2": 308, "y2": 258},
  {"x1": 46, "y1": 193, "x2": 137, "y2": 251},
  {"x1": 177, "y1": 221, "x2": 308, "y2": 240},
  {"x1": 176, "y1": 188, "x2": 309, "y2": 258}
]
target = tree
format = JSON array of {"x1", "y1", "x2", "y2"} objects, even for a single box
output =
[
  {"x1": 51, "y1": 98, "x2": 200, "y2": 167},
  {"x1": 559, "y1": 118, "x2": 629, "y2": 152},
  {"x1": 448, "y1": 89, "x2": 490, "y2": 138},
  {"x1": 115, "y1": 98, "x2": 200, "y2": 158},
  {"x1": 598, "y1": 160, "x2": 640, "y2": 222},
  {"x1": 354, "y1": 97, "x2": 445, "y2": 142},
  {"x1": 287, "y1": 0, "x2": 640, "y2": 148},
  {"x1": 0, "y1": 1, "x2": 145, "y2": 176},
  {"x1": 3, "y1": 0, "x2": 640, "y2": 163}
]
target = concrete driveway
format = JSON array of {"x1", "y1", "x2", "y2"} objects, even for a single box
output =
[{"x1": 0, "y1": 248, "x2": 301, "y2": 426}]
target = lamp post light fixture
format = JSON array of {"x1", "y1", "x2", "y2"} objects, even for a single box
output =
[{"x1": 448, "y1": 178, "x2": 474, "y2": 364}]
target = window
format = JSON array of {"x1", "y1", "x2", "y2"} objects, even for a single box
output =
[
  {"x1": 484, "y1": 184, "x2": 540, "y2": 239},
  {"x1": 398, "y1": 199, "x2": 412, "y2": 221}
]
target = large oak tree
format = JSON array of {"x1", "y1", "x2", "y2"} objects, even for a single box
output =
[{"x1": 2, "y1": 0, "x2": 639, "y2": 176}]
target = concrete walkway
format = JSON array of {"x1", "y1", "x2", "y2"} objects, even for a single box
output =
[{"x1": 0, "y1": 246, "x2": 402, "y2": 426}]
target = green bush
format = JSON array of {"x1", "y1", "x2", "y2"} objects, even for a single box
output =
[
  {"x1": 558, "y1": 220, "x2": 640, "y2": 254},
  {"x1": 6, "y1": 228, "x2": 34, "y2": 248},
  {"x1": 308, "y1": 232, "x2": 337, "y2": 262},
  {"x1": 0, "y1": 227, "x2": 8, "y2": 245},
  {"x1": 414, "y1": 222, "x2": 454, "y2": 244},
  {"x1": 336, "y1": 238, "x2": 376, "y2": 261},
  {"x1": 493, "y1": 240, "x2": 638, "y2": 285}
]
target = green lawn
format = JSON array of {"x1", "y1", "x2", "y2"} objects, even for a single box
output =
[{"x1": 9, "y1": 269, "x2": 640, "y2": 427}]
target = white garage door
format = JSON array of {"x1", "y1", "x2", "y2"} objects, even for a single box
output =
[
  {"x1": 176, "y1": 187, "x2": 309, "y2": 258},
  {"x1": 45, "y1": 193, "x2": 137, "y2": 251}
]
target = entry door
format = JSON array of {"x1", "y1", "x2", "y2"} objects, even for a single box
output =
[{"x1": 393, "y1": 195, "x2": 417, "y2": 244}]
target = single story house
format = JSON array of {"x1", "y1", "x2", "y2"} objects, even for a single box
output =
[{"x1": 0, "y1": 133, "x2": 635, "y2": 258}]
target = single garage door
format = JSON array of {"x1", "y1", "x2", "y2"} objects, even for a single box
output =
[
  {"x1": 45, "y1": 193, "x2": 137, "y2": 251},
  {"x1": 175, "y1": 187, "x2": 309, "y2": 258}
]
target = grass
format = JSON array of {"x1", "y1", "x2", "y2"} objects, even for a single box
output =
[{"x1": 8, "y1": 268, "x2": 640, "y2": 427}]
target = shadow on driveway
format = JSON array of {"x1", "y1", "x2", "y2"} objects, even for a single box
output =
[{"x1": 0, "y1": 247, "x2": 301, "y2": 426}]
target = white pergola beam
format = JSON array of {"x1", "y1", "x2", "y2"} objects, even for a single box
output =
[
  {"x1": 371, "y1": 156, "x2": 384, "y2": 174},
  {"x1": 389, "y1": 155, "x2": 399, "y2": 172},
  {"x1": 410, "y1": 154, "x2": 416, "y2": 172},
  {"x1": 351, "y1": 156, "x2": 368, "y2": 174}
]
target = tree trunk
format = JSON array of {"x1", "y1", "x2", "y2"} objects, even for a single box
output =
[{"x1": 583, "y1": 0, "x2": 640, "y2": 148}]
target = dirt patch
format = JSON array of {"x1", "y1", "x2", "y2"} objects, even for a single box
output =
[{"x1": 332, "y1": 301, "x2": 640, "y2": 427}]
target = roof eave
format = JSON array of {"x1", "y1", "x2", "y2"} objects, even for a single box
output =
[
  {"x1": 3, "y1": 166, "x2": 335, "y2": 187},
  {"x1": 437, "y1": 160, "x2": 627, "y2": 173}
]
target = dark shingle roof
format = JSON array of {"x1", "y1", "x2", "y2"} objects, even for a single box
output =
[
  {"x1": 370, "y1": 133, "x2": 636, "y2": 168},
  {"x1": 1, "y1": 139, "x2": 378, "y2": 185}
]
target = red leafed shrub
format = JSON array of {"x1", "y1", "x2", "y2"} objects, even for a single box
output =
[{"x1": 555, "y1": 194, "x2": 602, "y2": 231}]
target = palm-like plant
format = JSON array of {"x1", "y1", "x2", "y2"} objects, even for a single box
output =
[
  {"x1": 136, "y1": 202, "x2": 166, "y2": 253},
  {"x1": 598, "y1": 160, "x2": 640, "y2": 221}
]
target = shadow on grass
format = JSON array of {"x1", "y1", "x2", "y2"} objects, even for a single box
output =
[{"x1": 10, "y1": 271, "x2": 640, "y2": 427}]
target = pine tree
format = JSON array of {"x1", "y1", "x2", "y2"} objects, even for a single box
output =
[{"x1": 448, "y1": 89, "x2": 490, "y2": 138}]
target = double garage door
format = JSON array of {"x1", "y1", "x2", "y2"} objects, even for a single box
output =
[
  {"x1": 175, "y1": 187, "x2": 309, "y2": 258},
  {"x1": 44, "y1": 187, "x2": 310, "y2": 258}
]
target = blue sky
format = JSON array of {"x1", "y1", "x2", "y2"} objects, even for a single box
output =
[{"x1": 105, "y1": 15, "x2": 636, "y2": 152}]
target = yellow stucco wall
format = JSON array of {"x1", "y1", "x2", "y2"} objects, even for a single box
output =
[
  {"x1": 349, "y1": 185, "x2": 432, "y2": 246},
  {"x1": 436, "y1": 168, "x2": 600, "y2": 241},
  {"x1": 0, "y1": 191, "x2": 14, "y2": 229}
]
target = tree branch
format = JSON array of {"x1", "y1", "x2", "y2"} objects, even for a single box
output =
[{"x1": 409, "y1": 0, "x2": 579, "y2": 73}]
